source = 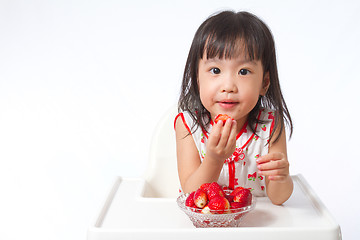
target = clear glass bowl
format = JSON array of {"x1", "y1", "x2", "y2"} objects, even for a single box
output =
[{"x1": 177, "y1": 191, "x2": 256, "y2": 228}]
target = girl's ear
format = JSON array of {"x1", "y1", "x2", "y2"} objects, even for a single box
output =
[{"x1": 260, "y1": 72, "x2": 270, "y2": 96}]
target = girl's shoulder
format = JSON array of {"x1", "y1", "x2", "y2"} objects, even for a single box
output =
[
  {"x1": 174, "y1": 110, "x2": 208, "y2": 136},
  {"x1": 174, "y1": 111, "x2": 196, "y2": 135},
  {"x1": 174, "y1": 110, "x2": 193, "y2": 127}
]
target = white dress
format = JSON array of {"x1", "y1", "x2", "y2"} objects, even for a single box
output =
[{"x1": 175, "y1": 108, "x2": 275, "y2": 196}]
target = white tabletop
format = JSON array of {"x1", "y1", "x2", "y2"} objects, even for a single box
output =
[{"x1": 87, "y1": 175, "x2": 341, "y2": 240}]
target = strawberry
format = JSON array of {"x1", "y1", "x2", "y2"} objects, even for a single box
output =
[
  {"x1": 199, "y1": 183, "x2": 211, "y2": 192},
  {"x1": 214, "y1": 114, "x2": 233, "y2": 124},
  {"x1": 230, "y1": 201, "x2": 246, "y2": 209},
  {"x1": 201, "y1": 205, "x2": 212, "y2": 214},
  {"x1": 185, "y1": 191, "x2": 196, "y2": 207},
  {"x1": 230, "y1": 186, "x2": 245, "y2": 196},
  {"x1": 225, "y1": 193, "x2": 234, "y2": 203},
  {"x1": 208, "y1": 196, "x2": 230, "y2": 214},
  {"x1": 193, "y1": 188, "x2": 208, "y2": 208},
  {"x1": 233, "y1": 188, "x2": 252, "y2": 207},
  {"x1": 206, "y1": 182, "x2": 225, "y2": 200}
]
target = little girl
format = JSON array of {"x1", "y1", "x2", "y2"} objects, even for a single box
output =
[{"x1": 174, "y1": 10, "x2": 294, "y2": 205}]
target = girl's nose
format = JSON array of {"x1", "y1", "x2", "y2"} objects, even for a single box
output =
[{"x1": 221, "y1": 75, "x2": 238, "y2": 93}]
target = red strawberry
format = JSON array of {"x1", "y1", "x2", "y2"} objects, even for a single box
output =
[
  {"x1": 214, "y1": 114, "x2": 233, "y2": 125},
  {"x1": 233, "y1": 188, "x2": 252, "y2": 207},
  {"x1": 208, "y1": 196, "x2": 230, "y2": 214},
  {"x1": 193, "y1": 188, "x2": 208, "y2": 208},
  {"x1": 230, "y1": 201, "x2": 246, "y2": 209},
  {"x1": 206, "y1": 182, "x2": 225, "y2": 200},
  {"x1": 230, "y1": 186, "x2": 245, "y2": 196},
  {"x1": 199, "y1": 183, "x2": 211, "y2": 192},
  {"x1": 185, "y1": 191, "x2": 196, "y2": 207},
  {"x1": 230, "y1": 202, "x2": 248, "y2": 214},
  {"x1": 225, "y1": 194, "x2": 234, "y2": 203}
]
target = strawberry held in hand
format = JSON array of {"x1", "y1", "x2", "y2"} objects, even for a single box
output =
[{"x1": 214, "y1": 114, "x2": 234, "y2": 125}]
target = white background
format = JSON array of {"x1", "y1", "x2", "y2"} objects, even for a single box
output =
[{"x1": 0, "y1": 0, "x2": 359, "y2": 239}]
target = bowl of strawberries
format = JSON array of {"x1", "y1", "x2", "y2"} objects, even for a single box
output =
[{"x1": 177, "y1": 182, "x2": 255, "y2": 228}]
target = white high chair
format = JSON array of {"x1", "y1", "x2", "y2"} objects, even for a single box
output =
[
  {"x1": 142, "y1": 105, "x2": 180, "y2": 198},
  {"x1": 87, "y1": 105, "x2": 342, "y2": 240}
]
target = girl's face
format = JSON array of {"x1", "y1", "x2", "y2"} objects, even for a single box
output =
[{"x1": 198, "y1": 51, "x2": 269, "y2": 131}]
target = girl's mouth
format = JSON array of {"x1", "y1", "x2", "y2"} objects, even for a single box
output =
[{"x1": 218, "y1": 101, "x2": 238, "y2": 109}]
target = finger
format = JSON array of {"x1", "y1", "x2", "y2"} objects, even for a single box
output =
[
  {"x1": 256, "y1": 152, "x2": 284, "y2": 164},
  {"x1": 227, "y1": 120, "x2": 237, "y2": 142},
  {"x1": 257, "y1": 158, "x2": 289, "y2": 171},
  {"x1": 258, "y1": 167, "x2": 289, "y2": 177},
  {"x1": 207, "y1": 121, "x2": 223, "y2": 146},
  {"x1": 223, "y1": 120, "x2": 237, "y2": 151},
  {"x1": 267, "y1": 175, "x2": 289, "y2": 182},
  {"x1": 217, "y1": 119, "x2": 234, "y2": 148}
]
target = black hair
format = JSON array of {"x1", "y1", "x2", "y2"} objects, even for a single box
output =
[{"x1": 178, "y1": 10, "x2": 293, "y2": 142}]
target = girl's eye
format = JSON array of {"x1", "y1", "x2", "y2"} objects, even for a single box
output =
[
  {"x1": 239, "y1": 69, "x2": 250, "y2": 75},
  {"x1": 210, "y1": 68, "x2": 221, "y2": 74}
]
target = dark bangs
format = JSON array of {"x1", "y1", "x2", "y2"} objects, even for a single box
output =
[{"x1": 199, "y1": 11, "x2": 270, "y2": 67}]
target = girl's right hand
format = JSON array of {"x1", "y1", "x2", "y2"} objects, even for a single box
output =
[{"x1": 205, "y1": 118, "x2": 237, "y2": 163}]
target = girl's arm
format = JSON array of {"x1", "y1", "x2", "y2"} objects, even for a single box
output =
[
  {"x1": 175, "y1": 116, "x2": 237, "y2": 193},
  {"x1": 256, "y1": 125, "x2": 293, "y2": 205}
]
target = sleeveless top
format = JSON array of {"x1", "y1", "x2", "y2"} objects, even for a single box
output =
[{"x1": 175, "y1": 108, "x2": 275, "y2": 196}]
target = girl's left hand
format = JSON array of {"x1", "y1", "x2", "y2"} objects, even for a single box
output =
[{"x1": 256, "y1": 152, "x2": 290, "y2": 182}]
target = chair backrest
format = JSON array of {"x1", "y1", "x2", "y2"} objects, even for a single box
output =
[{"x1": 142, "y1": 105, "x2": 180, "y2": 198}]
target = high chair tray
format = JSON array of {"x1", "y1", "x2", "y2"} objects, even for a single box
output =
[{"x1": 87, "y1": 174, "x2": 341, "y2": 240}]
